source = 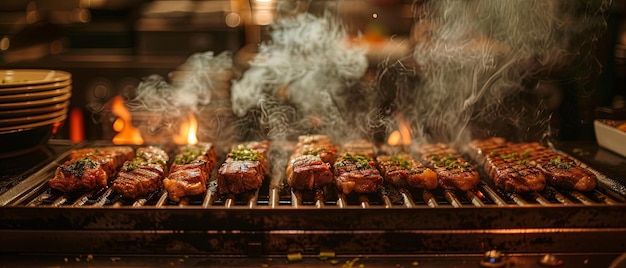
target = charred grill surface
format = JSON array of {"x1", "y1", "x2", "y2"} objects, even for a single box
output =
[
  {"x1": 217, "y1": 141, "x2": 270, "y2": 195},
  {"x1": 112, "y1": 146, "x2": 169, "y2": 200},
  {"x1": 334, "y1": 140, "x2": 383, "y2": 194},
  {"x1": 470, "y1": 138, "x2": 546, "y2": 193},
  {"x1": 48, "y1": 147, "x2": 134, "y2": 192},
  {"x1": 287, "y1": 135, "x2": 336, "y2": 191},
  {"x1": 163, "y1": 143, "x2": 217, "y2": 202},
  {"x1": 376, "y1": 154, "x2": 438, "y2": 189},
  {"x1": 420, "y1": 143, "x2": 479, "y2": 191}
]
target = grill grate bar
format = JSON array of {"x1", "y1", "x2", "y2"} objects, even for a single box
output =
[
  {"x1": 444, "y1": 190, "x2": 462, "y2": 208},
  {"x1": 531, "y1": 192, "x2": 551, "y2": 206},
  {"x1": 480, "y1": 185, "x2": 507, "y2": 206},
  {"x1": 155, "y1": 192, "x2": 168, "y2": 207},
  {"x1": 422, "y1": 189, "x2": 438, "y2": 208},
  {"x1": 509, "y1": 193, "x2": 529, "y2": 206},
  {"x1": 400, "y1": 190, "x2": 416, "y2": 208},
  {"x1": 4, "y1": 176, "x2": 626, "y2": 209},
  {"x1": 314, "y1": 190, "x2": 324, "y2": 208},
  {"x1": 92, "y1": 188, "x2": 114, "y2": 207},
  {"x1": 50, "y1": 196, "x2": 67, "y2": 207},
  {"x1": 593, "y1": 191, "x2": 617, "y2": 205},
  {"x1": 465, "y1": 191, "x2": 485, "y2": 207},
  {"x1": 551, "y1": 189, "x2": 574, "y2": 205},
  {"x1": 72, "y1": 192, "x2": 92, "y2": 206}
]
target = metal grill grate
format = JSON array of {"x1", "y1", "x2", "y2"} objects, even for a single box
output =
[{"x1": 1, "y1": 143, "x2": 625, "y2": 209}]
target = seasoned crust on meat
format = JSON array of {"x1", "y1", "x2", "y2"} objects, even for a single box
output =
[{"x1": 49, "y1": 146, "x2": 134, "y2": 193}]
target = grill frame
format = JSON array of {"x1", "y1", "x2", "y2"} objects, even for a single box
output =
[{"x1": 1, "y1": 141, "x2": 626, "y2": 256}]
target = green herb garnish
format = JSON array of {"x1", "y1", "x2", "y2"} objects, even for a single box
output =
[
  {"x1": 489, "y1": 151, "x2": 500, "y2": 156},
  {"x1": 335, "y1": 153, "x2": 373, "y2": 169},
  {"x1": 229, "y1": 146, "x2": 262, "y2": 161},
  {"x1": 123, "y1": 151, "x2": 166, "y2": 171},
  {"x1": 175, "y1": 147, "x2": 205, "y2": 164},
  {"x1": 521, "y1": 150, "x2": 532, "y2": 158},
  {"x1": 431, "y1": 154, "x2": 470, "y2": 170},
  {"x1": 61, "y1": 157, "x2": 97, "y2": 177},
  {"x1": 549, "y1": 156, "x2": 573, "y2": 169},
  {"x1": 389, "y1": 156, "x2": 410, "y2": 170}
]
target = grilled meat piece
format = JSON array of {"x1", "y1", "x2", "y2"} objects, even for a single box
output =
[
  {"x1": 470, "y1": 138, "x2": 546, "y2": 193},
  {"x1": 376, "y1": 154, "x2": 438, "y2": 189},
  {"x1": 510, "y1": 142, "x2": 597, "y2": 191},
  {"x1": 49, "y1": 146, "x2": 134, "y2": 192},
  {"x1": 420, "y1": 143, "x2": 479, "y2": 191},
  {"x1": 334, "y1": 140, "x2": 383, "y2": 194},
  {"x1": 287, "y1": 135, "x2": 337, "y2": 191},
  {"x1": 293, "y1": 134, "x2": 337, "y2": 164},
  {"x1": 217, "y1": 140, "x2": 270, "y2": 195},
  {"x1": 341, "y1": 139, "x2": 377, "y2": 158},
  {"x1": 112, "y1": 146, "x2": 169, "y2": 199},
  {"x1": 163, "y1": 143, "x2": 217, "y2": 202}
]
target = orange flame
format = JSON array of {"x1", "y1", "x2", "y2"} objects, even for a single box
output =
[
  {"x1": 387, "y1": 114, "x2": 411, "y2": 146},
  {"x1": 111, "y1": 95, "x2": 144, "y2": 145},
  {"x1": 174, "y1": 113, "x2": 198, "y2": 145}
]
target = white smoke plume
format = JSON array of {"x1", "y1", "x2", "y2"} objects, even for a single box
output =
[
  {"x1": 378, "y1": 0, "x2": 612, "y2": 147},
  {"x1": 230, "y1": 11, "x2": 369, "y2": 142}
]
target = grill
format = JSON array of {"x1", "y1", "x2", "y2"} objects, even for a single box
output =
[{"x1": 1, "y1": 141, "x2": 626, "y2": 263}]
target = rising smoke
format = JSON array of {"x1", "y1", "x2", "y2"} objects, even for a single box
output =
[
  {"x1": 397, "y1": 0, "x2": 612, "y2": 146},
  {"x1": 120, "y1": 0, "x2": 610, "y2": 151}
]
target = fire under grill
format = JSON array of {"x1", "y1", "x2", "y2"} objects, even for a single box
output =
[{"x1": 1, "y1": 141, "x2": 626, "y2": 257}]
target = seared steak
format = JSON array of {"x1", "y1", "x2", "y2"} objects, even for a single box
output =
[
  {"x1": 420, "y1": 143, "x2": 479, "y2": 191},
  {"x1": 376, "y1": 154, "x2": 437, "y2": 189},
  {"x1": 49, "y1": 146, "x2": 134, "y2": 192},
  {"x1": 287, "y1": 135, "x2": 336, "y2": 191},
  {"x1": 334, "y1": 140, "x2": 383, "y2": 194},
  {"x1": 112, "y1": 146, "x2": 169, "y2": 199},
  {"x1": 163, "y1": 143, "x2": 217, "y2": 202},
  {"x1": 470, "y1": 138, "x2": 546, "y2": 193},
  {"x1": 217, "y1": 140, "x2": 270, "y2": 195}
]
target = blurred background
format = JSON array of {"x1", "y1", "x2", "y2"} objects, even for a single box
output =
[{"x1": 0, "y1": 0, "x2": 624, "y2": 142}]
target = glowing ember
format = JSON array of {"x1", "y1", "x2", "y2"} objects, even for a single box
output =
[
  {"x1": 387, "y1": 114, "x2": 412, "y2": 146},
  {"x1": 174, "y1": 113, "x2": 198, "y2": 145},
  {"x1": 111, "y1": 95, "x2": 144, "y2": 145}
]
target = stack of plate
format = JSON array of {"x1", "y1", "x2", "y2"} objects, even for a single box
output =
[{"x1": 0, "y1": 69, "x2": 72, "y2": 155}]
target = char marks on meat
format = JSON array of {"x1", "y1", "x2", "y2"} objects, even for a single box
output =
[
  {"x1": 287, "y1": 135, "x2": 337, "y2": 191},
  {"x1": 470, "y1": 138, "x2": 546, "y2": 193},
  {"x1": 333, "y1": 140, "x2": 383, "y2": 194},
  {"x1": 163, "y1": 143, "x2": 217, "y2": 202},
  {"x1": 376, "y1": 154, "x2": 438, "y2": 190},
  {"x1": 217, "y1": 140, "x2": 270, "y2": 195},
  {"x1": 112, "y1": 146, "x2": 169, "y2": 199},
  {"x1": 48, "y1": 146, "x2": 134, "y2": 192},
  {"x1": 509, "y1": 142, "x2": 597, "y2": 191},
  {"x1": 419, "y1": 143, "x2": 479, "y2": 191}
]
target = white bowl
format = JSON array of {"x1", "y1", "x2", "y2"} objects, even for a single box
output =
[{"x1": 594, "y1": 119, "x2": 626, "y2": 158}]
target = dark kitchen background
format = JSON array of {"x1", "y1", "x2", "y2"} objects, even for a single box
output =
[{"x1": 0, "y1": 0, "x2": 624, "y2": 143}]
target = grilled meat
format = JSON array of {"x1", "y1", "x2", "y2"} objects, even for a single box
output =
[
  {"x1": 334, "y1": 140, "x2": 383, "y2": 194},
  {"x1": 217, "y1": 140, "x2": 270, "y2": 195},
  {"x1": 49, "y1": 146, "x2": 134, "y2": 192},
  {"x1": 470, "y1": 138, "x2": 546, "y2": 193},
  {"x1": 509, "y1": 142, "x2": 597, "y2": 191},
  {"x1": 419, "y1": 143, "x2": 479, "y2": 191},
  {"x1": 287, "y1": 135, "x2": 337, "y2": 191},
  {"x1": 163, "y1": 143, "x2": 217, "y2": 202},
  {"x1": 112, "y1": 146, "x2": 169, "y2": 199},
  {"x1": 341, "y1": 139, "x2": 377, "y2": 158},
  {"x1": 376, "y1": 154, "x2": 438, "y2": 189}
]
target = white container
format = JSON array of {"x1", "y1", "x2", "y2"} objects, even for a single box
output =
[{"x1": 594, "y1": 120, "x2": 626, "y2": 158}]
